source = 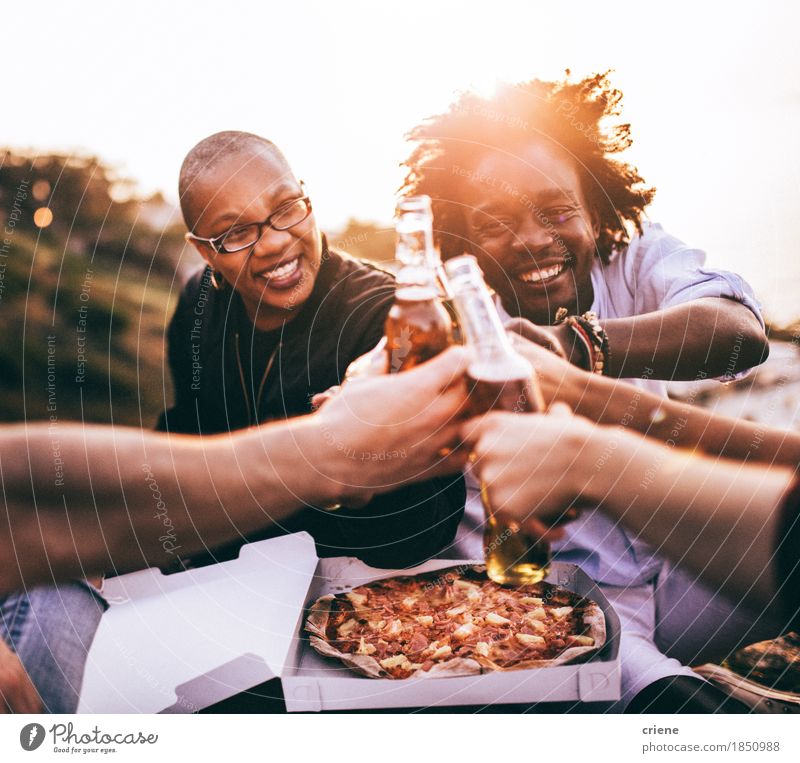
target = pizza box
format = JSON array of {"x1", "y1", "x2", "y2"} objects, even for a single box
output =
[
  {"x1": 78, "y1": 531, "x2": 620, "y2": 713},
  {"x1": 78, "y1": 532, "x2": 319, "y2": 713},
  {"x1": 281, "y1": 554, "x2": 621, "y2": 711}
]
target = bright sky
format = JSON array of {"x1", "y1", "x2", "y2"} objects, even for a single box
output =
[{"x1": 7, "y1": 0, "x2": 800, "y2": 320}]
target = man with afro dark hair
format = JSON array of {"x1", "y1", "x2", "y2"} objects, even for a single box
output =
[{"x1": 404, "y1": 72, "x2": 772, "y2": 712}]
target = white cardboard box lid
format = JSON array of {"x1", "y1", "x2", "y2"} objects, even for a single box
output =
[{"x1": 78, "y1": 532, "x2": 319, "y2": 713}]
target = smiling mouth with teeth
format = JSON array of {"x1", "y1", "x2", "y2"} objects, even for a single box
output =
[
  {"x1": 260, "y1": 257, "x2": 300, "y2": 280},
  {"x1": 516, "y1": 262, "x2": 566, "y2": 284}
]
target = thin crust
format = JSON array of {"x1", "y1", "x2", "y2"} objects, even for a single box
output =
[{"x1": 303, "y1": 566, "x2": 606, "y2": 679}]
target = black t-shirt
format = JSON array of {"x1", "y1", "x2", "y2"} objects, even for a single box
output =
[
  {"x1": 236, "y1": 307, "x2": 283, "y2": 425},
  {"x1": 156, "y1": 243, "x2": 465, "y2": 570},
  {"x1": 159, "y1": 246, "x2": 397, "y2": 433}
]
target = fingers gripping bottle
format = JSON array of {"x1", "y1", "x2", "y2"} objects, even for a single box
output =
[{"x1": 445, "y1": 254, "x2": 550, "y2": 585}]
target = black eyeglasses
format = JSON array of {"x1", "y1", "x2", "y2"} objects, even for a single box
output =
[{"x1": 186, "y1": 193, "x2": 313, "y2": 254}]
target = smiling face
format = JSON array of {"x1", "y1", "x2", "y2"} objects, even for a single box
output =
[
  {"x1": 185, "y1": 148, "x2": 322, "y2": 331},
  {"x1": 462, "y1": 142, "x2": 599, "y2": 324}
]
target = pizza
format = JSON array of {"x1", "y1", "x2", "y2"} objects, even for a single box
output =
[{"x1": 304, "y1": 565, "x2": 605, "y2": 679}]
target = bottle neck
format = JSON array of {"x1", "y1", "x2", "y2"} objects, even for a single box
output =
[
  {"x1": 395, "y1": 204, "x2": 449, "y2": 296},
  {"x1": 395, "y1": 263, "x2": 439, "y2": 293},
  {"x1": 451, "y1": 282, "x2": 514, "y2": 361}
]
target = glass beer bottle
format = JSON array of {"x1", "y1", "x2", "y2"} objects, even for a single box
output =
[
  {"x1": 385, "y1": 196, "x2": 454, "y2": 372},
  {"x1": 444, "y1": 254, "x2": 550, "y2": 586}
]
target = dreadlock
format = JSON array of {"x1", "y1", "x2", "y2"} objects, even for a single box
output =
[{"x1": 401, "y1": 71, "x2": 654, "y2": 263}]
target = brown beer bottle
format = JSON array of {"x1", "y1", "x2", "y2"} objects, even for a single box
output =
[
  {"x1": 385, "y1": 196, "x2": 454, "y2": 372},
  {"x1": 444, "y1": 254, "x2": 550, "y2": 586}
]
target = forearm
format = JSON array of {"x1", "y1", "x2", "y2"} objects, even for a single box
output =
[
  {"x1": 603, "y1": 299, "x2": 767, "y2": 380},
  {"x1": 560, "y1": 370, "x2": 800, "y2": 465},
  {"x1": 0, "y1": 420, "x2": 338, "y2": 591},
  {"x1": 587, "y1": 426, "x2": 793, "y2": 607},
  {"x1": 0, "y1": 348, "x2": 470, "y2": 591}
]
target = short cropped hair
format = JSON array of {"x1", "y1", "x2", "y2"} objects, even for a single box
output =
[{"x1": 178, "y1": 131, "x2": 286, "y2": 227}]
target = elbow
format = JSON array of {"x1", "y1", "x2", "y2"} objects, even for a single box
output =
[
  {"x1": 739, "y1": 324, "x2": 770, "y2": 371},
  {"x1": 725, "y1": 320, "x2": 770, "y2": 375}
]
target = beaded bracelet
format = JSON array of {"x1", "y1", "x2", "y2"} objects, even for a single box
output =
[
  {"x1": 575, "y1": 311, "x2": 609, "y2": 375},
  {"x1": 565, "y1": 318, "x2": 596, "y2": 372},
  {"x1": 557, "y1": 309, "x2": 609, "y2": 375}
]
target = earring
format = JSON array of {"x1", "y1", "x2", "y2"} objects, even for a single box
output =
[{"x1": 209, "y1": 270, "x2": 224, "y2": 290}]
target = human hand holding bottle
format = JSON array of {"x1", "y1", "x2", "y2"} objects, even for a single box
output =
[{"x1": 461, "y1": 403, "x2": 598, "y2": 540}]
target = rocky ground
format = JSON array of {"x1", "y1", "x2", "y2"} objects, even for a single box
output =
[{"x1": 667, "y1": 341, "x2": 800, "y2": 432}]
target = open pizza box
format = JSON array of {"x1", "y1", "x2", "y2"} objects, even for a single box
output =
[{"x1": 78, "y1": 531, "x2": 620, "y2": 713}]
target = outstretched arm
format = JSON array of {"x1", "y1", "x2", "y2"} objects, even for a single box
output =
[
  {"x1": 602, "y1": 298, "x2": 768, "y2": 379},
  {"x1": 0, "y1": 349, "x2": 468, "y2": 592},
  {"x1": 462, "y1": 408, "x2": 794, "y2": 610},
  {"x1": 506, "y1": 321, "x2": 800, "y2": 466},
  {"x1": 546, "y1": 298, "x2": 768, "y2": 380}
]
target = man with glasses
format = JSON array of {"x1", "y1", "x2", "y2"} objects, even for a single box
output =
[{"x1": 160, "y1": 131, "x2": 464, "y2": 569}]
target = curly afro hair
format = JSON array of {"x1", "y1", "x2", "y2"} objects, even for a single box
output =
[{"x1": 401, "y1": 71, "x2": 655, "y2": 263}]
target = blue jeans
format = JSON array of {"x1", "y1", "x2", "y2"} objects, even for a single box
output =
[{"x1": 0, "y1": 582, "x2": 106, "y2": 713}]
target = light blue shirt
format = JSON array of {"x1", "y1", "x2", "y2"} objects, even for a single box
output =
[{"x1": 451, "y1": 223, "x2": 764, "y2": 586}]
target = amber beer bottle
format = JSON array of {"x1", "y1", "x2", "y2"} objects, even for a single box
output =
[
  {"x1": 385, "y1": 196, "x2": 453, "y2": 372},
  {"x1": 445, "y1": 254, "x2": 550, "y2": 586}
]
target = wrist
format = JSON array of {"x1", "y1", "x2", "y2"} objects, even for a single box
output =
[
  {"x1": 582, "y1": 424, "x2": 640, "y2": 506},
  {"x1": 556, "y1": 359, "x2": 592, "y2": 410},
  {"x1": 239, "y1": 416, "x2": 349, "y2": 508},
  {"x1": 553, "y1": 420, "x2": 604, "y2": 504},
  {"x1": 552, "y1": 323, "x2": 589, "y2": 370},
  {"x1": 290, "y1": 416, "x2": 353, "y2": 506}
]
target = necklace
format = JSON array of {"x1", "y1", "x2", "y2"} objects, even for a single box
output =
[{"x1": 235, "y1": 331, "x2": 281, "y2": 426}]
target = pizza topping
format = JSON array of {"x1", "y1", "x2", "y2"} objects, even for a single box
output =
[
  {"x1": 407, "y1": 631, "x2": 429, "y2": 655},
  {"x1": 337, "y1": 618, "x2": 357, "y2": 638},
  {"x1": 525, "y1": 618, "x2": 547, "y2": 634},
  {"x1": 430, "y1": 644, "x2": 453, "y2": 660},
  {"x1": 475, "y1": 641, "x2": 491, "y2": 657},
  {"x1": 452, "y1": 622, "x2": 478, "y2": 640},
  {"x1": 525, "y1": 607, "x2": 547, "y2": 622},
  {"x1": 346, "y1": 591, "x2": 368, "y2": 608},
  {"x1": 384, "y1": 618, "x2": 403, "y2": 637},
  {"x1": 485, "y1": 612, "x2": 512, "y2": 626},
  {"x1": 308, "y1": 567, "x2": 602, "y2": 679},
  {"x1": 515, "y1": 633, "x2": 546, "y2": 647},
  {"x1": 454, "y1": 580, "x2": 482, "y2": 601},
  {"x1": 380, "y1": 654, "x2": 411, "y2": 671},
  {"x1": 356, "y1": 637, "x2": 377, "y2": 656}
]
